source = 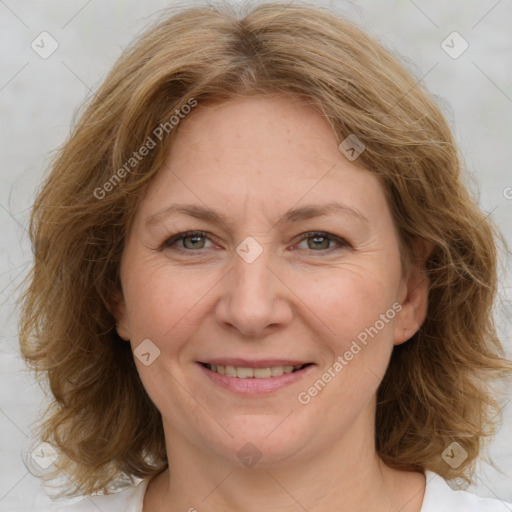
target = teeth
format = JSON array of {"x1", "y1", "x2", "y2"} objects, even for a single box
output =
[
  {"x1": 271, "y1": 366, "x2": 284, "y2": 377},
  {"x1": 206, "y1": 364, "x2": 305, "y2": 378},
  {"x1": 254, "y1": 368, "x2": 271, "y2": 378},
  {"x1": 236, "y1": 367, "x2": 254, "y2": 378}
]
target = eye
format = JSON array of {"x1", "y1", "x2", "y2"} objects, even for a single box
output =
[
  {"x1": 159, "y1": 230, "x2": 350, "y2": 254},
  {"x1": 161, "y1": 231, "x2": 215, "y2": 251},
  {"x1": 295, "y1": 231, "x2": 349, "y2": 252}
]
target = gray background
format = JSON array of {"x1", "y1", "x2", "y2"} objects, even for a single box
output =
[{"x1": 1, "y1": 0, "x2": 511, "y2": 510}]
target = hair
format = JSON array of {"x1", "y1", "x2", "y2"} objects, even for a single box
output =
[{"x1": 18, "y1": 0, "x2": 512, "y2": 498}]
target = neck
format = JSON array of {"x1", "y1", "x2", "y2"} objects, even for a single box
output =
[{"x1": 143, "y1": 412, "x2": 426, "y2": 512}]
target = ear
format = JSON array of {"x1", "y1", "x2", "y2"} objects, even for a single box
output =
[
  {"x1": 393, "y1": 239, "x2": 434, "y2": 346},
  {"x1": 110, "y1": 287, "x2": 131, "y2": 341}
]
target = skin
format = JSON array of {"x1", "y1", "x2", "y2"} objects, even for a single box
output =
[{"x1": 114, "y1": 94, "x2": 431, "y2": 512}]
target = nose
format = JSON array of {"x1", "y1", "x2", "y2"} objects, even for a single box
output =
[{"x1": 214, "y1": 243, "x2": 293, "y2": 338}]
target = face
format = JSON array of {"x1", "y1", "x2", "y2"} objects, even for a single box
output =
[{"x1": 115, "y1": 95, "x2": 428, "y2": 467}]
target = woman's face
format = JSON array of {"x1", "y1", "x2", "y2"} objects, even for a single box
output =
[{"x1": 116, "y1": 95, "x2": 428, "y2": 467}]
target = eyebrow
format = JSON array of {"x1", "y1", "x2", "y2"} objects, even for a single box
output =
[{"x1": 145, "y1": 200, "x2": 368, "y2": 228}]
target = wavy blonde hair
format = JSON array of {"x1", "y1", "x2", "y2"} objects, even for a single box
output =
[{"x1": 19, "y1": 0, "x2": 512, "y2": 497}]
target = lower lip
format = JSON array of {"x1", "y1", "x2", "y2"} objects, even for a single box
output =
[{"x1": 198, "y1": 363, "x2": 314, "y2": 395}]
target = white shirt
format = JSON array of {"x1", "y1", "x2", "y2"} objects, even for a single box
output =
[{"x1": 53, "y1": 471, "x2": 512, "y2": 511}]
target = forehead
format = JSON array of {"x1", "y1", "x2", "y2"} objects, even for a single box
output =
[{"x1": 136, "y1": 95, "x2": 390, "y2": 229}]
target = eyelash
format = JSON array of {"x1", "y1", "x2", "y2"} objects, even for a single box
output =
[{"x1": 160, "y1": 230, "x2": 350, "y2": 254}]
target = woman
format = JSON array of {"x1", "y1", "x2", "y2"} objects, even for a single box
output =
[{"x1": 19, "y1": 1, "x2": 512, "y2": 511}]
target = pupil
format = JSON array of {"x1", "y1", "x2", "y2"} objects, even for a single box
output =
[
  {"x1": 309, "y1": 236, "x2": 329, "y2": 250},
  {"x1": 185, "y1": 236, "x2": 204, "y2": 249}
]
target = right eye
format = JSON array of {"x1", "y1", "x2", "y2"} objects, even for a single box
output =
[{"x1": 160, "y1": 230, "x2": 216, "y2": 252}]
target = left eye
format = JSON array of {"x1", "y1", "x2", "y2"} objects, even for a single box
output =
[{"x1": 295, "y1": 232, "x2": 348, "y2": 251}]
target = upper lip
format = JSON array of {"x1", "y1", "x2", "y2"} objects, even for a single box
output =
[{"x1": 199, "y1": 358, "x2": 313, "y2": 368}]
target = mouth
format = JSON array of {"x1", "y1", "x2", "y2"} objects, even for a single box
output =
[
  {"x1": 197, "y1": 360, "x2": 315, "y2": 395},
  {"x1": 200, "y1": 362, "x2": 310, "y2": 378}
]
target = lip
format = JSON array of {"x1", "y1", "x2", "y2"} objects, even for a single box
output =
[{"x1": 197, "y1": 361, "x2": 315, "y2": 396}]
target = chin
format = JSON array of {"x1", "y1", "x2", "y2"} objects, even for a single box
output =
[{"x1": 207, "y1": 414, "x2": 315, "y2": 468}]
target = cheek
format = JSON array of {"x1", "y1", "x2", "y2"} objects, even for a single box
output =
[
  {"x1": 299, "y1": 267, "x2": 398, "y2": 414},
  {"x1": 292, "y1": 260, "x2": 399, "y2": 352},
  {"x1": 122, "y1": 261, "x2": 215, "y2": 342}
]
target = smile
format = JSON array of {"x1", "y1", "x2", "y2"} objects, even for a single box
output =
[
  {"x1": 198, "y1": 361, "x2": 314, "y2": 395},
  {"x1": 203, "y1": 363, "x2": 307, "y2": 378}
]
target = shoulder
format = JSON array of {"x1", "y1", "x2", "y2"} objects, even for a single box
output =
[
  {"x1": 421, "y1": 471, "x2": 512, "y2": 511},
  {"x1": 52, "y1": 479, "x2": 150, "y2": 512}
]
